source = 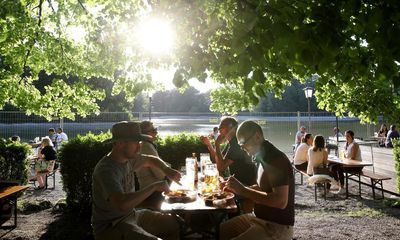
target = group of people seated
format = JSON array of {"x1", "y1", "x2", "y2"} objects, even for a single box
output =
[
  {"x1": 91, "y1": 118, "x2": 295, "y2": 240},
  {"x1": 293, "y1": 126, "x2": 363, "y2": 194},
  {"x1": 28, "y1": 128, "x2": 67, "y2": 190},
  {"x1": 377, "y1": 123, "x2": 399, "y2": 148}
]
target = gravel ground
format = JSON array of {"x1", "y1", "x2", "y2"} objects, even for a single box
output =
[{"x1": 1, "y1": 172, "x2": 400, "y2": 240}]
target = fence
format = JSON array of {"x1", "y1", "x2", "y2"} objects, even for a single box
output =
[{"x1": 0, "y1": 111, "x2": 383, "y2": 153}]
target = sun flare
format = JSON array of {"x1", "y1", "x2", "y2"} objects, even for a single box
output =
[{"x1": 135, "y1": 17, "x2": 174, "y2": 55}]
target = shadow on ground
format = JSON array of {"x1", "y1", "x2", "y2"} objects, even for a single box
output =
[{"x1": 38, "y1": 211, "x2": 92, "y2": 240}]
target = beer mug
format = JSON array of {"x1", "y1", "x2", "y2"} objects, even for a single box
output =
[
  {"x1": 339, "y1": 150, "x2": 345, "y2": 160},
  {"x1": 200, "y1": 153, "x2": 211, "y2": 174},
  {"x1": 185, "y1": 157, "x2": 196, "y2": 190},
  {"x1": 203, "y1": 164, "x2": 219, "y2": 192}
]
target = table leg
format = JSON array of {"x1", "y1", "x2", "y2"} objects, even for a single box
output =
[
  {"x1": 345, "y1": 172, "x2": 349, "y2": 198},
  {"x1": 13, "y1": 195, "x2": 17, "y2": 228}
]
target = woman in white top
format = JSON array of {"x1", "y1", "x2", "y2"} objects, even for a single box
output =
[
  {"x1": 345, "y1": 130, "x2": 362, "y2": 161},
  {"x1": 307, "y1": 135, "x2": 328, "y2": 175},
  {"x1": 331, "y1": 130, "x2": 363, "y2": 191},
  {"x1": 294, "y1": 133, "x2": 313, "y2": 171}
]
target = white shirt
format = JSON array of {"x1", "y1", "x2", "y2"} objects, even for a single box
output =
[
  {"x1": 294, "y1": 143, "x2": 310, "y2": 165},
  {"x1": 345, "y1": 142, "x2": 362, "y2": 161},
  {"x1": 307, "y1": 148, "x2": 327, "y2": 175}
]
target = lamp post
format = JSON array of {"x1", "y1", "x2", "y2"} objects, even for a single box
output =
[
  {"x1": 303, "y1": 87, "x2": 313, "y2": 131},
  {"x1": 148, "y1": 91, "x2": 154, "y2": 121}
]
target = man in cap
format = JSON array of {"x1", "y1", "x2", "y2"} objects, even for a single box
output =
[
  {"x1": 220, "y1": 120, "x2": 294, "y2": 240},
  {"x1": 92, "y1": 121, "x2": 181, "y2": 240}
]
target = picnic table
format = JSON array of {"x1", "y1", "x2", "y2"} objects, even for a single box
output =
[
  {"x1": 0, "y1": 183, "x2": 29, "y2": 229},
  {"x1": 328, "y1": 155, "x2": 373, "y2": 198},
  {"x1": 158, "y1": 180, "x2": 238, "y2": 239}
]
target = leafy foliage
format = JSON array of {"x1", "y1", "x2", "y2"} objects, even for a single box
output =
[
  {"x1": 393, "y1": 139, "x2": 400, "y2": 193},
  {"x1": 2, "y1": 1, "x2": 400, "y2": 123},
  {"x1": 158, "y1": 0, "x2": 400, "y2": 122},
  {"x1": 58, "y1": 131, "x2": 111, "y2": 214},
  {"x1": 156, "y1": 132, "x2": 208, "y2": 169},
  {"x1": 0, "y1": 139, "x2": 31, "y2": 184}
]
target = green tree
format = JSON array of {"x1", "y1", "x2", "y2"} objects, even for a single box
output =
[{"x1": 1, "y1": 1, "x2": 400, "y2": 123}]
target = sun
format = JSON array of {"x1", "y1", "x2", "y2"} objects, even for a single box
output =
[{"x1": 135, "y1": 17, "x2": 174, "y2": 55}]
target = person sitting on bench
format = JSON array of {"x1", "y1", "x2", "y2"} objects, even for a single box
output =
[
  {"x1": 34, "y1": 138, "x2": 57, "y2": 190},
  {"x1": 293, "y1": 133, "x2": 313, "y2": 171}
]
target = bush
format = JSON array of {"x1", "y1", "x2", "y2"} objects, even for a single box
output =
[
  {"x1": 58, "y1": 132, "x2": 111, "y2": 214},
  {"x1": 156, "y1": 133, "x2": 209, "y2": 169},
  {"x1": 0, "y1": 139, "x2": 31, "y2": 184},
  {"x1": 59, "y1": 132, "x2": 208, "y2": 215},
  {"x1": 393, "y1": 139, "x2": 400, "y2": 193}
]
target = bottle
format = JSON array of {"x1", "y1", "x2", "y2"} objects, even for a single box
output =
[{"x1": 192, "y1": 153, "x2": 198, "y2": 185}]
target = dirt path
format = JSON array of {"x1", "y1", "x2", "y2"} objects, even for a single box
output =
[{"x1": 1, "y1": 172, "x2": 400, "y2": 239}]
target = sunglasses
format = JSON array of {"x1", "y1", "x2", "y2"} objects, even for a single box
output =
[{"x1": 238, "y1": 133, "x2": 256, "y2": 148}]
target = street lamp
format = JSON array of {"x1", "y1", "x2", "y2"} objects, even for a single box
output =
[
  {"x1": 148, "y1": 91, "x2": 154, "y2": 121},
  {"x1": 303, "y1": 87, "x2": 313, "y2": 131}
]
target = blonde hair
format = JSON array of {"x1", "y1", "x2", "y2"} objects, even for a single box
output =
[{"x1": 41, "y1": 137, "x2": 53, "y2": 147}]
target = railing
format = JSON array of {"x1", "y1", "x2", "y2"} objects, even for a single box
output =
[{"x1": 0, "y1": 111, "x2": 383, "y2": 153}]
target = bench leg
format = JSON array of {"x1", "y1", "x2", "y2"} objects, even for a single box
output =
[
  {"x1": 314, "y1": 185, "x2": 317, "y2": 202},
  {"x1": 345, "y1": 172, "x2": 349, "y2": 198},
  {"x1": 324, "y1": 183, "x2": 327, "y2": 200},
  {"x1": 358, "y1": 174, "x2": 362, "y2": 199},
  {"x1": 301, "y1": 174, "x2": 303, "y2": 185},
  {"x1": 371, "y1": 179, "x2": 376, "y2": 200}
]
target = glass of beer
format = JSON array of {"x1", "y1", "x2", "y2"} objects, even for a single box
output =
[{"x1": 203, "y1": 164, "x2": 219, "y2": 192}]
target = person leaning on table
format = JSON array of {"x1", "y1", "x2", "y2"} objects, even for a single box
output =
[
  {"x1": 220, "y1": 120, "x2": 294, "y2": 240},
  {"x1": 330, "y1": 130, "x2": 363, "y2": 192},
  {"x1": 136, "y1": 121, "x2": 167, "y2": 207},
  {"x1": 293, "y1": 133, "x2": 313, "y2": 171},
  {"x1": 385, "y1": 124, "x2": 400, "y2": 148},
  {"x1": 200, "y1": 116, "x2": 257, "y2": 213},
  {"x1": 91, "y1": 121, "x2": 181, "y2": 240}
]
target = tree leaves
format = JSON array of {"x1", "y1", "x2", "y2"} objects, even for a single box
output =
[{"x1": 2, "y1": 1, "x2": 400, "y2": 123}]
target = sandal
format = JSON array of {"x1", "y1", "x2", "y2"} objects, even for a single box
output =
[{"x1": 35, "y1": 186, "x2": 45, "y2": 190}]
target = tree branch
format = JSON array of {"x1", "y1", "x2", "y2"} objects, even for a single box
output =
[
  {"x1": 23, "y1": 0, "x2": 44, "y2": 70},
  {"x1": 77, "y1": 0, "x2": 89, "y2": 14}
]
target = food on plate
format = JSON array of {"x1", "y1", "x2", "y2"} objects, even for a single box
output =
[
  {"x1": 163, "y1": 189, "x2": 196, "y2": 203},
  {"x1": 203, "y1": 192, "x2": 234, "y2": 206},
  {"x1": 165, "y1": 190, "x2": 188, "y2": 198}
]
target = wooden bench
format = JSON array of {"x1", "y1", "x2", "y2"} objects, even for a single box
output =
[
  {"x1": 360, "y1": 170, "x2": 391, "y2": 200},
  {"x1": 0, "y1": 183, "x2": 29, "y2": 229},
  {"x1": 30, "y1": 160, "x2": 57, "y2": 189},
  {"x1": 292, "y1": 165, "x2": 330, "y2": 201},
  {"x1": 344, "y1": 170, "x2": 391, "y2": 200}
]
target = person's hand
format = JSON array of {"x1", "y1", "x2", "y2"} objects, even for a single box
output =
[
  {"x1": 200, "y1": 135, "x2": 211, "y2": 146},
  {"x1": 224, "y1": 175, "x2": 246, "y2": 195},
  {"x1": 152, "y1": 180, "x2": 170, "y2": 193},
  {"x1": 164, "y1": 167, "x2": 182, "y2": 185}
]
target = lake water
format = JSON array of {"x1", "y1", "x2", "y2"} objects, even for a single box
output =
[{"x1": 0, "y1": 112, "x2": 379, "y2": 154}]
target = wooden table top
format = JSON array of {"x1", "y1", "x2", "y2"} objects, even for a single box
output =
[
  {"x1": 160, "y1": 193, "x2": 237, "y2": 214},
  {"x1": 0, "y1": 185, "x2": 29, "y2": 199},
  {"x1": 328, "y1": 155, "x2": 373, "y2": 167}
]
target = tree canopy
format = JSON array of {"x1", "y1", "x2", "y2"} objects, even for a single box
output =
[{"x1": 1, "y1": 0, "x2": 399, "y2": 123}]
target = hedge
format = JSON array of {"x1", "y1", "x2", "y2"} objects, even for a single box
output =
[
  {"x1": 58, "y1": 132, "x2": 111, "y2": 214},
  {"x1": 393, "y1": 139, "x2": 400, "y2": 193},
  {"x1": 0, "y1": 139, "x2": 31, "y2": 185},
  {"x1": 58, "y1": 132, "x2": 209, "y2": 215}
]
